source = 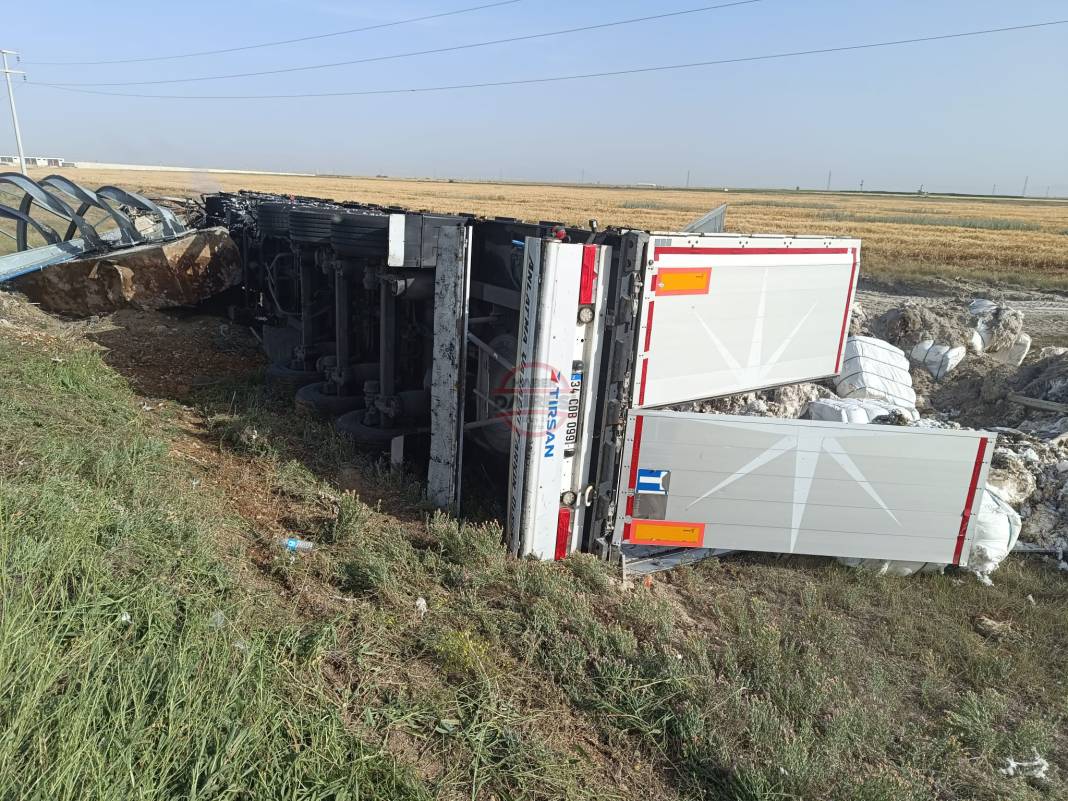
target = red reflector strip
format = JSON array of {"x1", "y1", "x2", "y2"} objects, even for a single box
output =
[
  {"x1": 637, "y1": 299, "x2": 655, "y2": 406},
  {"x1": 834, "y1": 248, "x2": 858, "y2": 373},
  {"x1": 642, "y1": 300, "x2": 655, "y2": 352},
  {"x1": 652, "y1": 246, "x2": 850, "y2": 258},
  {"x1": 953, "y1": 437, "x2": 989, "y2": 565},
  {"x1": 579, "y1": 245, "x2": 598, "y2": 305},
  {"x1": 622, "y1": 416, "x2": 645, "y2": 543},
  {"x1": 554, "y1": 506, "x2": 573, "y2": 560}
]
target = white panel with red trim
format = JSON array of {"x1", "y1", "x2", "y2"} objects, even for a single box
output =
[
  {"x1": 632, "y1": 234, "x2": 860, "y2": 408},
  {"x1": 614, "y1": 410, "x2": 995, "y2": 566},
  {"x1": 506, "y1": 239, "x2": 612, "y2": 560}
]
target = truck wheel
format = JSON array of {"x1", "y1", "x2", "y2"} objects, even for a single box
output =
[
  {"x1": 295, "y1": 382, "x2": 366, "y2": 418},
  {"x1": 261, "y1": 323, "x2": 300, "y2": 365},
  {"x1": 265, "y1": 362, "x2": 321, "y2": 391},
  {"x1": 335, "y1": 411, "x2": 413, "y2": 449}
]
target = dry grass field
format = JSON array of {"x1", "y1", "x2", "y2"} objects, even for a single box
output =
[{"x1": 7, "y1": 166, "x2": 1068, "y2": 288}]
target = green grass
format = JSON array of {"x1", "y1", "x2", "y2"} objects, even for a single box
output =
[
  {"x1": 733, "y1": 200, "x2": 842, "y2": 210},
  {"x1": 2, "y1": 331, "x2": 1067, "y2": 800},
  {"x1": 860, "y1": 252, "x2": 1068, "y2": 292},
  {"x1": 0, "y1": 343, "x2": 425, "y2": 800},
  {"x1": 618, "y1": 199, "x2": 701, "y2": 211},
  {"x1": 817, "y1": 210, "x2": 1045, "y2": 231}
]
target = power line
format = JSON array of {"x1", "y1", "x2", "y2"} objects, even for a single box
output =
[
  {"x1": 21, "y1": 0, "x2": 524, "y2": 66},
  {"x1": 28, "y1": 18, "x2": 1068, "y2": 100},
  {"x1": 37, "y1": 1, "x2": 762, "y2": 87}
]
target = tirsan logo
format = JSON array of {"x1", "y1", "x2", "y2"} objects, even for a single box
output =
[{"x1": 543, "y1": 371, "x2": 562, "y2": 458}]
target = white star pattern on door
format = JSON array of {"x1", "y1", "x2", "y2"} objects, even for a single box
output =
[
  {"x1": 683, "y1": 419, "x2": 901, "y2": 552},
  {"x1": 688, "y1": 267, "x2": 819, "y2": 387}
]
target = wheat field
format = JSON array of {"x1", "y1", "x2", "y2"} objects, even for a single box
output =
[{"x1": 10, "y1": 167, "x2": 1068, "y2": 287}]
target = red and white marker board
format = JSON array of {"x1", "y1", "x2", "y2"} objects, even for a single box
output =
[
  {"x1": 632, "y1": 234, "x2": 860, "y2": 408},
  {"x1": 614, "y1": 410, "x2": 993, "y2": 566}
]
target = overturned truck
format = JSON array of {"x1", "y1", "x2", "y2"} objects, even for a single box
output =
[{"x1": 207, "y1": 192, "x2": 996, "y2": 570}]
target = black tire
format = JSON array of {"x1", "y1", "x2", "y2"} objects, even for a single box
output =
[
  {"x1": 261, "y1": 323, "x2": 301, "y2": 365},
  {"x1": 335, "y1": 411, "x2": 415, "y2": 449},
  {"x1": 295, "y1": 382, "x2": 367, "y2": 418},
  {"x1": 331, "y1": 213, "x2": 389, "y2": 258},
  {"x1": 265, "y1": 362, "x2": 322, "y2": 391},
  {"x1": 258, "y1": 202, "x2": 292, "y2": 237},
  {"x1": 290, "y1": 208, "x2": 338, "y2": 244}
]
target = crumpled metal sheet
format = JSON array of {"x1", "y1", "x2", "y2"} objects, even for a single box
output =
[{"x1": 11, "y1": 227, "x2": 241, "y2": 316}]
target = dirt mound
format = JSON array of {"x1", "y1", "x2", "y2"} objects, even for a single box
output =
[
  {"x1": 924, "y1": 359, "x2": 1021, "y2": 428},
  {"x1": 871, "y1": 300, "x2": 974, "y2": 351},
  {"x1": 987, "y1": 432, "x2": 1068, "y2": 546}
]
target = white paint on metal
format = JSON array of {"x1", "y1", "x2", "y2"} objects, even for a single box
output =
[
  {"x1": 507, "y1": 239, "x2": 609, "y2": 559},
  {"x1": 632, "y1": 235, "x2": 859, "y2": 408},
  {"x1": 614, "y1": 411, "x2": 993, "y2": 566},
  {"x1": 387, "y1": 214, "x2": 406, "y2": 267}
]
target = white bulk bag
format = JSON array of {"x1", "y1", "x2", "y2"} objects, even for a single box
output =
[
  {"x1": 967, "y1": 487, "x2": 1022, "y2": 582},
  {"x1": 989, "y1": 332, "x2": 1032, "y2": 367},
  {"x1": 835, "y1": 336, "x2": 917, "y2": 408},
  {"x1": 910, "y1": 339, "x2": 966, "y2": 380},
  {"x1": 806, "y1": 397, "x2": 918, "y2": 424}
]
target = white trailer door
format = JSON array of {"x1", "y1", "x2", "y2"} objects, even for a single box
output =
[
  {"x1": 613, "y1": 410, "x2": 993, "y2": 566},
  {"x1": 632, "y1": 234, "x2": 859, "y2": 408},
  {"x1": 507, "y1": 238, "x2": 611, "y2": 559}
]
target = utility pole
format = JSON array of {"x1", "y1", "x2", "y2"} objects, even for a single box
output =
[
  {"x1": 1021, "y1": 176, "x2": 1029, "y2": 197},
  {"x1": 685, "y1": 169, "x2": 690, "y2": 189},
  {"x1": 1, "y1": 49, "x2": 26, "y2": 176},
  {"x1": 826, "y1": 170, "x2": 832, "y2": 191},
  {"x1": 992, "y1": 183, "x2": 997, "y2": 196},
  {"x1": 859, "y1": 179, "x2": 864, "y2": 191}
]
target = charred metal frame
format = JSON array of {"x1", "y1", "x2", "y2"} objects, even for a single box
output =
[{"x1": 0, "y1": 172, "x2": 188, "y2": 282}]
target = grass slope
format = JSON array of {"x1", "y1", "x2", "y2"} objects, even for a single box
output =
[{"x1": 1, "y1": 330, "x2": 1067, "y2": 800}]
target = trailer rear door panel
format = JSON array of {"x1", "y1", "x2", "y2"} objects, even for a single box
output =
[
  {"x1": 507, "y1": 238, "x2": 611, "y2": 559},
  {"x1": 633, "y1": 236, "x2": 859, "y2": 408},
  {"x1": 614, "y1": 411, "x2": 992, "y2": 566}
]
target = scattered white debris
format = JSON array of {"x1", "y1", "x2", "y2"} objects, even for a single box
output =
[
  {"x1": 836, "y1": 557, "x2": 942, "y2": 578},
  {"x1": 1000, "y1": 749, "x2": 1049, "y2": 780},
  {"x1": 119, "y1": 611, "x2": 132, "y2": 625},
  {"x1": 415, "y1": 596, "x2": 428, "y2": 621},
  {"x1": 968, "y1": 299, "x2": 998, "y2": 317},
  {"x1": 989, "y1": 333, "x2": 1032, "y2": 367},
  {"x1": 971, "y1": 300, "x2": 1031, "y2": 366}
]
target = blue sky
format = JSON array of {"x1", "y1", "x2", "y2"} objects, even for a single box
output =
[{"x1": 4, "y1": 0, "x2": 1067, "y2": 193}]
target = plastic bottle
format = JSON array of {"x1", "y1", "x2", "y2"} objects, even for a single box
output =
[{"x1": 279, "y1": 536, "x2": 315, "y2": 553}]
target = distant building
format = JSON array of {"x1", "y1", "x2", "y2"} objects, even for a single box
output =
[{"x1": 1, "y1": 155, "x2": 69, "y2": 168}]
